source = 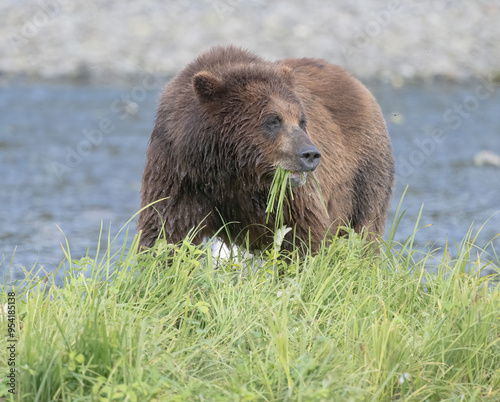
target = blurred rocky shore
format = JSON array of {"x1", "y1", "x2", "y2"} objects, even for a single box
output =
[{"x1": 1, "y1": 0, "x2": 499, "y2": 84}]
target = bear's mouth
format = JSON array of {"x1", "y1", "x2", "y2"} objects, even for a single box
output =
[{"x1": 289, "y1": 171, "x2": 307, "y2": 188}]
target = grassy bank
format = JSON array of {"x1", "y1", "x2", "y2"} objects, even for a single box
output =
[{"x1": 1, "y1": 214, "x2": 499, "y2": 401}]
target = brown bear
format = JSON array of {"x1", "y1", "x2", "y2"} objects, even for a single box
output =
[{"x1": 137, "y1": 45, "x2": 394, "y2": 252}]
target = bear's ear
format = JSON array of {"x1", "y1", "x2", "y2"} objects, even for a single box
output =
[
  {"x1": 279, "y1": 65, "x2": 294, "y2": 87},
  {"x1": 193, "y1": 71, "x2": 226, "y2": 102}
]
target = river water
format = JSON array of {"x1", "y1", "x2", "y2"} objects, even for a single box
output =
[{"x1": 1, "y1": 78, "x2": 499, "y2": 281}]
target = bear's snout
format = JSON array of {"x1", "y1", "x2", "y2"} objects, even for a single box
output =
[{"x1": 297, "y1": 145, "x2": 321, "y2": 172}]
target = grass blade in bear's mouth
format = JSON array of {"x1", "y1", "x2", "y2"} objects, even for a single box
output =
[{"x1": 266, "y1": 167, "x2": 293, "y2": 226}]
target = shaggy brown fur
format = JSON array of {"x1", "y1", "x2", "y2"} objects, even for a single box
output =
[{"x1": 138, "y1": 45, "x2": 395, "y2": 252}]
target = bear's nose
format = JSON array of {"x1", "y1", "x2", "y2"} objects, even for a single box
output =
[{"x1": 298, "y1": 145, "x2": 321, "y2": 171}]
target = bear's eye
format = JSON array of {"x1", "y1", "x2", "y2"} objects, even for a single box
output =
[
  {"x1": 264, "y1": 115, "x2": 282, "y2": 132},
  {"x1": 299, "y1": 116, "x2": 307, "y2": 130}
]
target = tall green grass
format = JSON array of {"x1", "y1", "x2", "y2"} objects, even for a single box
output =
[{"x1": 1, "y1": 205, "x2": 499, "y2": 401}]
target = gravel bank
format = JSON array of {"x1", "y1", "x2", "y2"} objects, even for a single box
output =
[{"x1": 1, "y1": 0, "x2": 499, "y2": 83}]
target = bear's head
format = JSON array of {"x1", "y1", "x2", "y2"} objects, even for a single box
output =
[{"x1": 191, "y1": 64, "x2": 321, "y2": 189}]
